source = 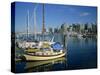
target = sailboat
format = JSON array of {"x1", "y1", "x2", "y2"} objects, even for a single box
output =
[{"x1": 19, "y1": 4, "x2": 66, "y2": 61}]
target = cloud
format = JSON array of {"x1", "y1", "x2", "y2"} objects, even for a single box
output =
[{"x1": 80, "y1": 12, "x2": 90, "y2": 16}]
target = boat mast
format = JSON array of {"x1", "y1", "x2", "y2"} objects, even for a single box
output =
[
  {"x1": 34, "y1": 5, "x2": 37, "y2": 40},
  {"x1": 42, "y1": 4, "x2": 45, "y2": 34},
  {"x1": 41, "y1": 4, "x2": 46, "y2": 41},
  {"x1": 27, "y1": 10, "x2": 29, "y2": 41}
]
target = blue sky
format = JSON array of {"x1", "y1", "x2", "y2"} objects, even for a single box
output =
[{"x1": 14, "y1": 2, "x2": 97, "y2": 33}]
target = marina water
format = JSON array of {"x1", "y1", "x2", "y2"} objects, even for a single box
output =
[{"x1": 15, "y1": 34, "x2": 97, "y2": 73}]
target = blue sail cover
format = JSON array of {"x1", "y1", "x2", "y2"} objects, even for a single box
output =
[{"x1": 51, "y1": 42, "x2": 63, "y2": 51}]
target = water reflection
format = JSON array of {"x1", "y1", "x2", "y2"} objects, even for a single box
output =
[
  {"x1": 25, "y1": 57, "x2": 67, "y2": 72},
  {"x1": 67, "y1": 36, "x2": 97, "y2": 69},
  {"x1": 16, "y1": 57, "x2": 67, "y2": 73}
]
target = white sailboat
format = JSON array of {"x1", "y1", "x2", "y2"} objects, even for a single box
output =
[{"x1": 19, "y1": 4, "x2": 66, "y2": 61}]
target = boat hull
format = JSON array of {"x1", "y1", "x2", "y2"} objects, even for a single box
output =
[
  {"x1": 23, "y1": 52, "x2": 66, "y2": 61},
  {"x1": 25, "y1": 57, "x2": 66, "y2": 69}
]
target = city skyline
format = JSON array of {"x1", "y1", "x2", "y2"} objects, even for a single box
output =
[{"x1": 15, "y1": 2, "x2": 97, "y2": 33}]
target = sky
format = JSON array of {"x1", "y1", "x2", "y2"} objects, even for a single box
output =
[{"x1": 14, "y1": 2, "x2": 97, "y2": 33}]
